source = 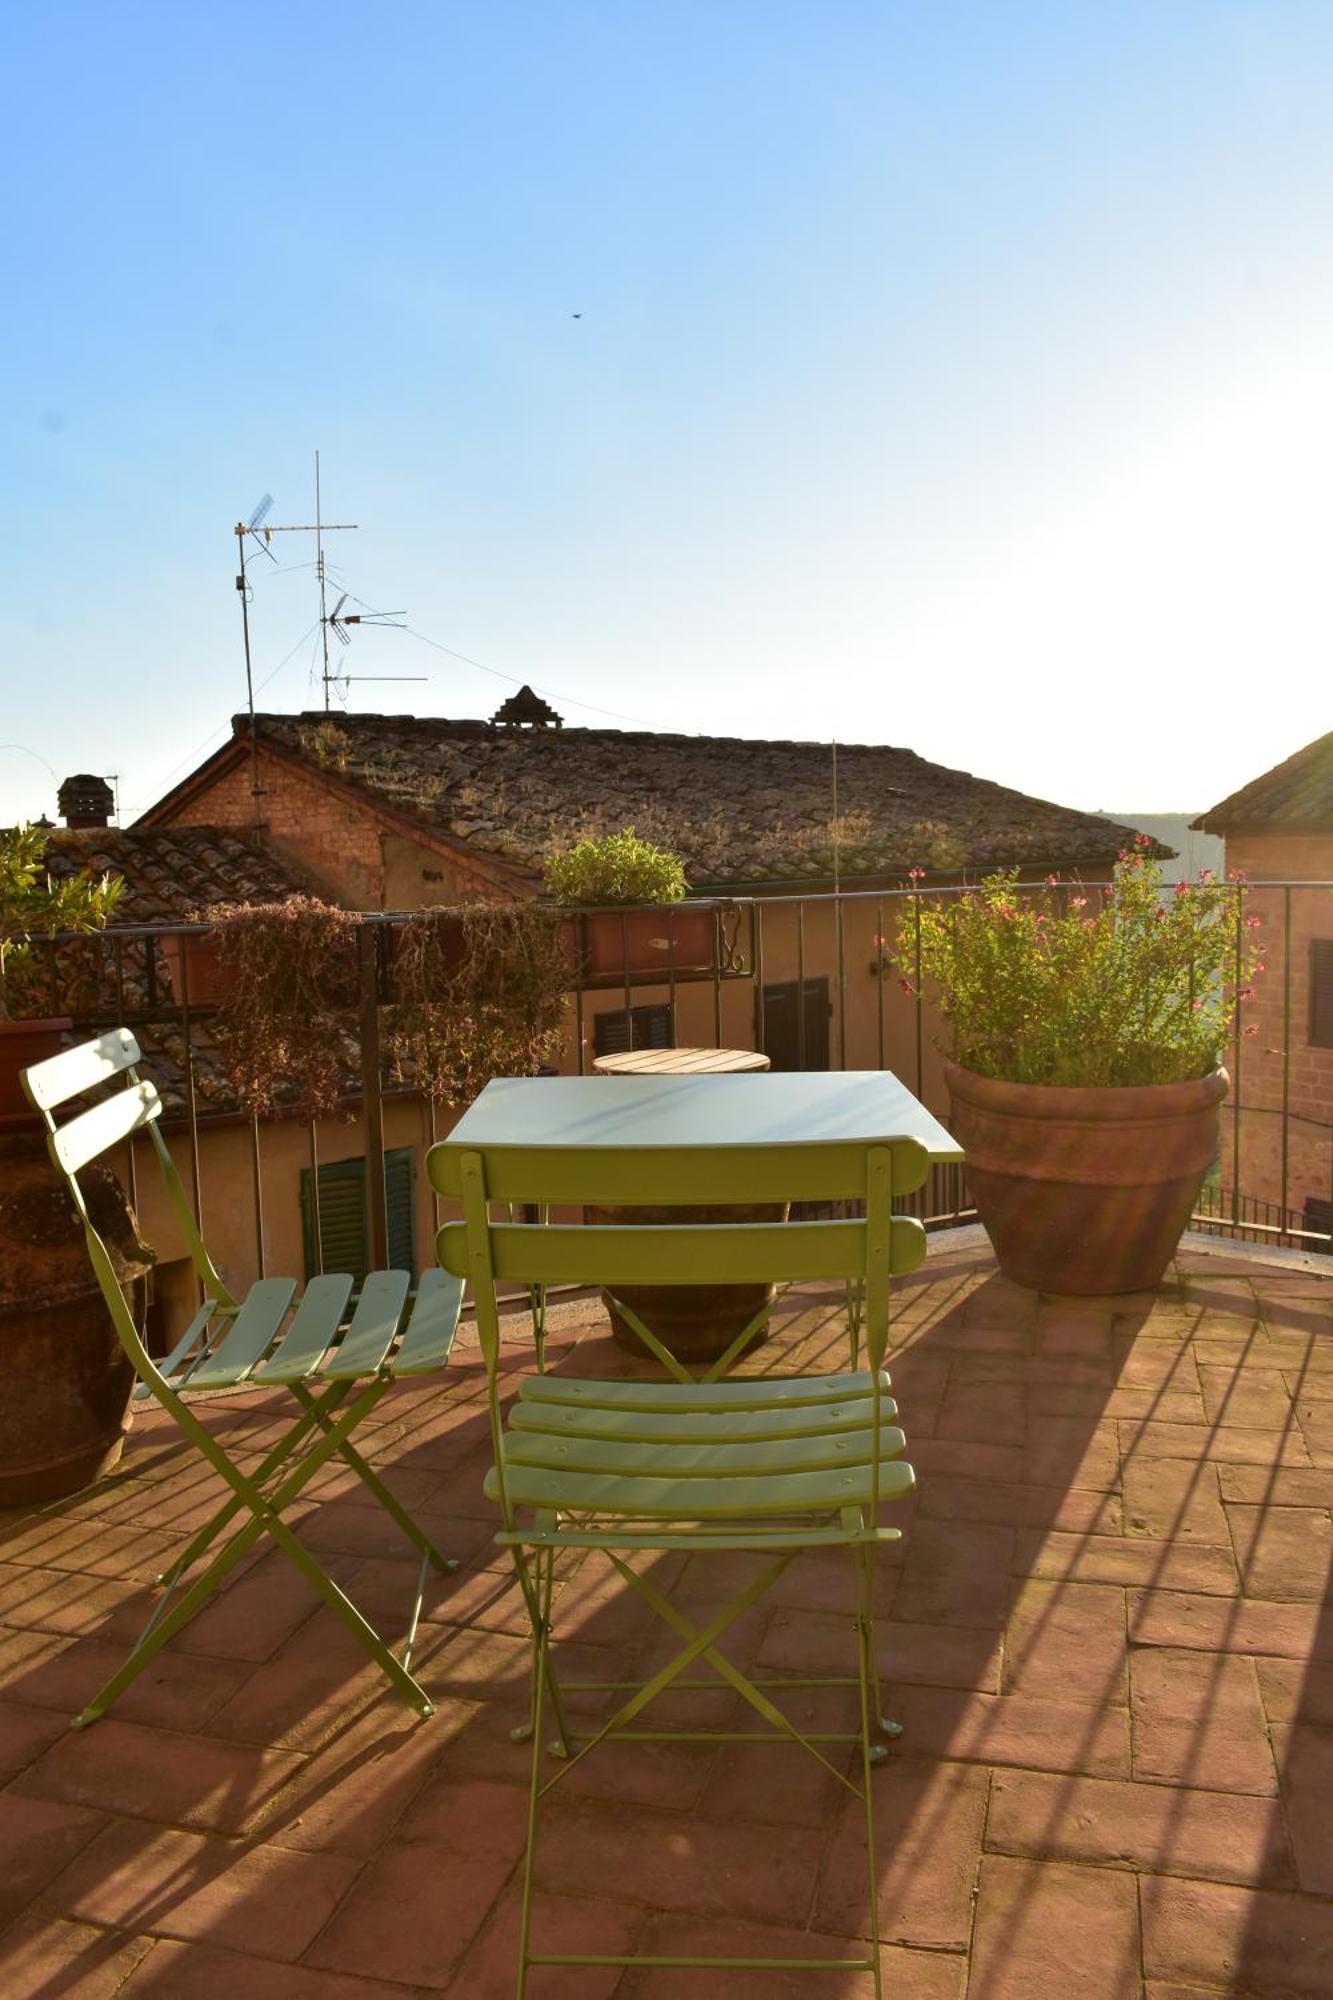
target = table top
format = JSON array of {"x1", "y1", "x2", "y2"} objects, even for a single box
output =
[
  {"x1": 445, "y1": 1070, "x2": 962, "y2": 1160},
  {"x1": 593, "y1": 1046, "x2": 771, "y2": 1075}
]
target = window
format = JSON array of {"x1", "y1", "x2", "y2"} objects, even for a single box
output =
[
  {"x1": 1311, "y1": 940, "x2": 1333, "y2": 1049},
  {"x1": 593, "y1": 1003, "x2": 674, "y2": 1059},
  {"x1": 300, "y1": 1147, "x2": 416, "y2": 1282},
  {"x1": 760, "y1": 978, "x2": 831, "y2": 1071},
  {"x1": 1305, "y1": 1198, "x2": 1333, "y2": 1252}
]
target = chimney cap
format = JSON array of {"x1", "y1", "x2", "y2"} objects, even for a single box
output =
[{"x1": 57, "y1": 773, "x2": 115, "y2": 829}]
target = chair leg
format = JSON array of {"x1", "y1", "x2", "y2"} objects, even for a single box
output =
[
  {"x1": 516, "y1": 1547, "x2": 557, "y2": 2000},
  {"x1": 290, "y1": 1381, "x2": 458, "y2": 1573},
  {"x1": 76, "y1": 1379, "x2": 436, "y2": 1726},
  {"x1": 854, "y1": 1547, "x2": 885, "y2": 2000},
  {"x1": 859, "y1": 1544, "x2": 904, "y2": 1747}
]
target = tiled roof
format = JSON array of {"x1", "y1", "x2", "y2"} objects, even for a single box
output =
[
  {"x1": 241, "y1": 712, "x2": 1155, "y2": 884},
  {"x1": 40, "y1": 825, "x2": 309, "y2": 920},
  {"x1": 33, "y1": 828, "x2": 313, "y2": 1118},
  {"x1": 1193, "y1": 730, "x2": 1333, "y2": 833}
]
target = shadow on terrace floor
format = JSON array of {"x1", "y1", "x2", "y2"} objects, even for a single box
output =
[{"x1": 0, "y1": 1239, "x2": 1330, "y2": 1997}]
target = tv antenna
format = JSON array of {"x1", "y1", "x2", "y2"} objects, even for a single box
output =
[{"x1": 231, "y1": 457, "x2": 423, "y2": 825}]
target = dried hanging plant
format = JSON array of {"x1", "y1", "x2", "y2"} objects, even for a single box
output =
[
  {"x1": 387, "y1": 902, "x2": 570, "y2": 1105},
  {"x1": 208, "y1": 896, "x2": 360, "y2": 1118}
]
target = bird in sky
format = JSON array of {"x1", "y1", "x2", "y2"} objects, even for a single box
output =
[{"x1": 571, "y1": 312, "x2": 582, "y2": 319}]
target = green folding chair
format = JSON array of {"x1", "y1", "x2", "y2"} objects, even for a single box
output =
[
  {"x1": 428, "y1": 1127, "x2": 928, "y2": 1996},
  {"x1": 24, "y1": 1028, "x2": 463, "y2": 1729}
]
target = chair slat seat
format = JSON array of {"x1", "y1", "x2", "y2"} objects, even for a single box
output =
[
  {"x1": 485, "y1": 1446, "x2": 914, "y2": 1518},
  {"x1": 393, "y1": 1270, "x2": 467, "y2": 1375},
  {"x1": 508, "y1": 1389, "x2": 897, "y2": 1444},
  {"x1": 516, "y1": 1367, "x2": 891, "y2": 1414},
  {"x1": 253, "y1": 1274, "x2": 356, "y2": 1383},
  {"x1": 320, "y1": 1269, "x2": 412, "y2": 1379},
  {"x1": 503, "y1": 1420, "x2": 904, "y2": 1482},
  {"x1": 183, "y1": 1278, "x2": 298, "y2": 1389}
]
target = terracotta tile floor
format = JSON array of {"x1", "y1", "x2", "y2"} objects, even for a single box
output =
[{"x1": 2, "y1": 1238, "x2": 1332, "y2": 1997}]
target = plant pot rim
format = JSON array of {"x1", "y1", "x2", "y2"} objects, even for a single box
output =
[
  {"x1": 0, "y1": 1014, "x2": 72, "y2": 1033},
  {"x1": 942, "y1": 1057, "x2": 1229, "y2": 1117}
]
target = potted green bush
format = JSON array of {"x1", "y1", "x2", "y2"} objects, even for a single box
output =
[
  {"x1": 544, "y1": 828, "x2": 716, "y2": 979},
  {"x1": 0, "y1": 824, "x2": 123, "y2": 1126},
  {"x1": 903, "y1": 837, "x2": 1265, "y2": 1293}
]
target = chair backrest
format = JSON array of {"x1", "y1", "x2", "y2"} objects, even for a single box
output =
[
  {"x1": 428, "y1": 1134, "x2": 928, "y2": 1526},
  {"x1": 22, "y1": 1028, "x2": 236, "y2": 1383}
]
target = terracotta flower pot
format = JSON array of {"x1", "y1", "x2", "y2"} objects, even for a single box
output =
[
  {"x1": 577, "y1": 907, "x2": 717, "y2": 980},
  {"x1": 0, "y1": 1017, "x2": 70, "y2": 1130},
  {"x1": 944, "y1": 1059, "x2": 1229, "y2": 1295},
  {"x1": 586, "y1": 1200, "x2": 788, "y2": 1363}
]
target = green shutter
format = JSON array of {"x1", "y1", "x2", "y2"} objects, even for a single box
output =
[{"x1": 301, "y1": 1148, "x2": 416, "y2": 1282}]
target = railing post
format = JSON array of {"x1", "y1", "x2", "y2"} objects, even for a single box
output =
[{"x1": 358, "y1": 922, "x2": 389, "y2": 1271}]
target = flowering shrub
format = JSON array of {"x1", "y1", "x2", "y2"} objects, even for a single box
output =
[
  {"x1": 902, "y1": 837, "x2": 1264, "y2": 1087},
  {"x1": 0, "y1": 824, "x2": 123, "y2": 1020}
]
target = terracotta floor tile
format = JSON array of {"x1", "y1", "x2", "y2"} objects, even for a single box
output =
[
  {"x1": 1273, "y1": 1722, "x2": 1333, "y2": 1893},
  {"x1": 967, "y1": 1854, "x2": 1141, "y2": 2000},
  {"x1": 1119, "y1": 1418, "x2": 1312, "y2": 1467},
  {"x1": 1122, "y1": 1458, "x2": 1229, "y2": 1546},
  {"x1": 1127, "y1": 1587, "x2": 1331, "y2": 1660},
  {"x1": 0, "y1": 1695, "x2": 74, "y2": 1777},
  {"x1": 0, "y1": 1916, "x2": 155, "y2": 1998},
  {"x1": 1016, "y1": 1528, "x2": 1236, "y2": 1595},
  {"x1": 1130, "y1": 1648, "x2": 1276, "y2": 1795},
  {"x1": 254, "y1": 1700, "x2": 455, "y2": 1855},
  {"x1": 624, "y1": 1917, "x2": 964, "y2": 1997},
  {"x1": 531, "y1": 1798, "x2": 820, "y2": 1926},
  {"x1": 1140, "y1": 1874, "x2": 1333, "y2": 1995},
  {"x1": 888, "y1": 1684, "x2": 1131, "y2": 1778},
  {"x1": 1003, "y1": 1579, "x2": 1128, "y2": 1702},
  {"x1": 1254, "y1": 1657, "x2": 1333, "y2": 1728},
  {"x1": 935, "y1": 1384, "x2": 1028, "y2": 1447},
  {"x1": 906, "y1": 1438, "x2": 1027, "y2": 1483},
  {"x1": 917, "y1": 1475, "x2": 1121, "y2": 1535},
  {"x1": 891, "y1": 1520, "x2": 1016, "y2": 1630},
  {"x1": 173, "y1": 1550, "x2": 323, "y2": 1663},
  {"x1": 1216, "y1": 1463, "x2": 1333, "y2": 1506},
  {"x1": 1225, "y1": 1504, "x2": 1333, "y2": 1599},
  {"x1": 39, "y1": 1819, "x2": 361, "y2": 1959},
  {"x1": 0, "y1": 1625, "x2": 251, "y2": 1733},
  {"x1": 813, "y1": 1755, "x2": 987, "y2": 1949},
  {"x1": 1197, "y1": 1363, "x2": 1295, "y2": 1428},
  {"x1": 1022, "y1": 1419, "x2": 1121, "y2": 1491},
  {"x1": 447, "y1": 1884, "x2": 644, "y2": 1998},
  {"x1": 12, "y1": 1713, "x2": 304, "y2": 1832},
  {"x1": 119, "y1": 1939, "x2": 429, "y2": 1998},
  {"x1": 0, "y1": 1792, "x2": 107, "y2": 1930},
  {"x1": 305, "y1": 1836, "x2": 515, "y2": 1988},
  {"x1": 987, "y1": 1766, "x2": 1293, "y2": 1886}
]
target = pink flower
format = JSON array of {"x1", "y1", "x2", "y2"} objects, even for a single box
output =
[
  {"x1": 1070, "y1": 895, "x2": 1087, "y2": 910},
  {"x1": 1134, "y1": 831, "x2": 1153, "y2": 847},
  {"x1": 1244, "y1": 914, "x2": 1262, "y2": 929},
  {"x1": 1191, "y1": 997, "x2": 1204, "y2": 1010},
  {"x1": 897, "y1": 977, "x2": 913, "y2": 996},
  {"x1": 1243, "y1": 1024, "x2": 1259, "y2": 1038},
  {"x1": 1045, "y1": 873, "x2": 1059, "y2": 887},
  {"x1": 1198, "y1": 868, "x2": 1215, "y2": 884},
  {"x1": 1238, "y1": 986, "x2": 1256, "y2": 1002},
  {"x1": 907, "y1": 867, "x2": 925, "y2": 881}
]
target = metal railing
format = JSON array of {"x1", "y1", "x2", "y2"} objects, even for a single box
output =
[{"x1": 11, "y1": 876, "x2": 1331, "y2": 1341}]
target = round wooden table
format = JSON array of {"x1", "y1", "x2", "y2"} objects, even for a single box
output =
[
  {"x1": 592, "y1": 1046, "x2": 771, "y2": 1076},
  {"x1": 590, "y1": 1045, "x2": 776, "y2": 1362}
]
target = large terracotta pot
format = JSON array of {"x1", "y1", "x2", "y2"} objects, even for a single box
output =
[
  {"x1": 0, "y1": 1133, "x2": 152, "y2": 1505},
  {"x1": 0, "y1": 1018, "x2": 70, "y2": 1130},
  {"x1": 586, "y1": 1201, "x2": 787, "y2": 1363},
  {"x1": 944, "y1": 1059, "x2": 1228, "y2": 1295}
]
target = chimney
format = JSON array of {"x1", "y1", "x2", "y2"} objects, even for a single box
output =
[{"x1": 57, "y1": 773, "x2": 115, "y2": 829}]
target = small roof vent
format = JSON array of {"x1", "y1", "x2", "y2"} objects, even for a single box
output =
[
  {"x1": 57, "y1": 773, "x2": 115, "y2": 829},
  {"x1": 491, "y1": 685, "x2": 562, "y2": 729}
]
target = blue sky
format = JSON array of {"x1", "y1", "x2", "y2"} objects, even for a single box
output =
[{"x1": 5, "y1": 2, "x2": 1333, "y2": 827}]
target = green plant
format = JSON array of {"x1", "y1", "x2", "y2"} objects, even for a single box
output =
[
  {"x1": 299, "y1": 719, "x2": 352, "y2": 772},
  {"x1": 387, "y1": 902, "x2": 569, "y2": 1105},
  {"x1": 208, "y1": 896, "x2": 359, "y2": 1117},
  {"x1": 899, "y1": 837, "x2": 1265, "y2": 1087},
  {"x1": 0, "y1": 825, "x2": 124, "y2": 1021},
  {"x1": 544, "y1": 828, "x2": 687, "y2": 906}
]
